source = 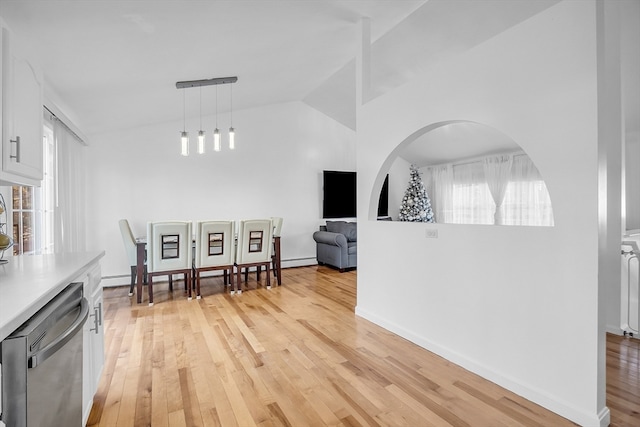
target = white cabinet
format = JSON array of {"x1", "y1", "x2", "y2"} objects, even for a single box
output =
[
  {"x1": 0, "y1": 22, "x2": 43, "y2": 187},
  {"x1": 80, "y1": 262, "x2": 105, "y2": 426}
]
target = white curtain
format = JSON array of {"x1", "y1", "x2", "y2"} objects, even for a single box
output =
[
  {"x1": 483, "y1": 154, "x2": 513, "y2": 225},
  {"x1": 502, "y1": 154, "x2": 554, "y2": 226},
  {"x1": 452, "y1": 161, "x2": 494, "y2": 224},
  {"x1": 423, "y1": 153, "x2": 553, "y2": 226},
  {"x1": 51, "y1": 115, "x2": 87, "y2": 253},
  {"x1": 425, "y1": 165, "x2": 453, "y2": 223}
]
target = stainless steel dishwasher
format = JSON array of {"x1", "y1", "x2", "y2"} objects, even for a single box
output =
[{"x1": 1, "y1": 282, "x2": 89, "y2": 427}]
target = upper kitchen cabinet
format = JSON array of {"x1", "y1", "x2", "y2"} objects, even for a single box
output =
[{"x1": 0, "y1": 23, "x2": 43, "y2": 187}]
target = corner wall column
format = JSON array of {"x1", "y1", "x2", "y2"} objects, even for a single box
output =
[{"x1": 596, "y1": 0, "x2": 622, "y2": 424}]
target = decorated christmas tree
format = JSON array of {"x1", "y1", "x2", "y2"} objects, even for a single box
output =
[{"x1": 398, "y1": 165, "x2": 435, "y2": 222}]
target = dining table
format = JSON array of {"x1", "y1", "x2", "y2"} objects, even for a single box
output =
[{"x1": 134, "y1": 236, "x2": 282, "y2": 304}]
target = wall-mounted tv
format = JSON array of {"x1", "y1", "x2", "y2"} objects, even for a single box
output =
[{"x1": 322, "y1": 171, "x2": 388, "y2": 219}]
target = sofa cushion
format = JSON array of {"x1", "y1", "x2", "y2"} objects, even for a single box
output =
[{"x1": 326, "y1": 221, "x2": 357, "y2": 242}]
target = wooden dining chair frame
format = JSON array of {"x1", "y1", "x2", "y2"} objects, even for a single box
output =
[
  {"x1": 233, "y1": 219, "x2": 274, "y2": 294},
  {"x1": 146, "y1": 221, "x2": 193, "y2": 306},
  {"x1": 118, "y1": 219, "x2": 147, "y2": 296},
  {"x1": 193, "y1": 221, "x2": 235, "y2": 299}
]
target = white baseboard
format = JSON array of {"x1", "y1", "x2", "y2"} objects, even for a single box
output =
[
  {"x1": 355, "y1": 306, "x2": 609, "y2": 427},
  {"x1": 101, "y1": 257, "x2": 318, "y2": 288}
]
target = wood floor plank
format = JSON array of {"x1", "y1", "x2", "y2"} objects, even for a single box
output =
[{"x1": 88, "y1": 266, "x2": 639, "y2": 427}]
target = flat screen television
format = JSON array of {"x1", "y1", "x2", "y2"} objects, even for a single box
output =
[{"x1": 322, "y1": 171, "x2": 388, "y2": 218}]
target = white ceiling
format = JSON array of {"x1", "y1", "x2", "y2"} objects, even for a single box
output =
[
  {"x1": 399, "y1": 122, "x2": 521, "y2": 168},
  {"x1": 0, "y1": 0, "x2": 425, "y2": 135},
  {"x1": 0, "y1": 0, "x2": 637, "y2": 167}
]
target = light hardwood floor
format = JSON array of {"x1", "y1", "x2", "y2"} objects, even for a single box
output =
[{"x1": 88, "y1": 266, "x2": 639, "y2": 426}]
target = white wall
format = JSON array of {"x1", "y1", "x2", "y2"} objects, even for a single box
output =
[
  {"x1": 85, "y1": 101, "x2": 355, "y2": 283},
  {"x1": 356, "y1": 2, "x2": 610, "y2": 426},
  {"x1": 386, "y1": 157, "x2": 410, "y2": 220}
]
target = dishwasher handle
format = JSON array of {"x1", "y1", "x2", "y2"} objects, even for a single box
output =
[{"x1": 28, "y1": 297, "x2": 89, "y2": 368}]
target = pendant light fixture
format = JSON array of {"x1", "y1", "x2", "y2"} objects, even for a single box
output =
[
  {"x1": 180, "y1": 88, "x2": 189, "y2": 156},
  {"x1": 228, "y1": 84, "x2": 235, "y2": 150},
  {"x1": 175, "y1": 76, "x2": 237, "y2": 155},
  {"x1": 197, "y1": 87, "x2": 206, "y2": 154},
  {"x1": 213, "y1": 85, "x2": 221, "y2": 152}
]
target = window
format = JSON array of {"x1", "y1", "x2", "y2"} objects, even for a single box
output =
[
  {"x1": 426, "y1": 153, "x2": 554, "y2": 226},
  {"x1": 451, "y1": 161, "x2": 494, "y2": 225},
  {"x1": 12, "y1": 118, "x2": 56, "y2": 255},
  {"x1": 12, "y1": 186, "x2": 36, "y2": 255}
]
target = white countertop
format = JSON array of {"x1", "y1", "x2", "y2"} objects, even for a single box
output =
[{"x1": 0, "y1": 251, "x2": 105, "y2": 342}]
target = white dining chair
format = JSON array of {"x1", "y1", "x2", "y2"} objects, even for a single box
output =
[
  {"x1": 193, "y1": 220, "x2": 235, "y2": 299},
  {"x1": 146, "y1": 221, "x2": 193, "y2": 306},
  {"x1": 233, "y1": 219, "x2": 273, "y2": 294},
  {"x1": 118, "y1": 219, "x2": 146, "y2": 296}
]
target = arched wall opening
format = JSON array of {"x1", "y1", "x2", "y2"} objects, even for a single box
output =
[{"x1": 368, "y1": 120, "x2": 554, "y2": 227}]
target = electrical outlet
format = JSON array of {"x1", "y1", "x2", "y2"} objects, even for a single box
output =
[{"x1": 425, "y1": 229, "x2": 438, "y2": 238}]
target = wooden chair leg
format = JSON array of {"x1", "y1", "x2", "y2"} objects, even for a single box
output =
[
  {"x1": 187, "y1": 272, "x2": 192, "y2": 300},
  {"x1": 148, "y1": 275, "x2": 154, "y2": 306},
  {"x1": 196, "y1": 271, "x2": 201, "y2": 299},
  {"x1": 266, "y1": 264, "x2": 271, "y2": 289},
  {"x1": 168, "y1": 274, "x2": 173, "y2": 291},
  {"x1": 129, "y1": 266, "x2": 136, "y2": 296}
]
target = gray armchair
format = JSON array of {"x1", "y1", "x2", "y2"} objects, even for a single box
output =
[{"x1": 312, "y1": 221, "x2": 357, "y2": 272}]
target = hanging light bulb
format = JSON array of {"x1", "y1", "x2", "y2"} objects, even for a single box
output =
[
  {"x1": 214, "y1": 128, "x2": 221, "y2": 151},
  {"x1": 198, "y1": 131, "x2": 205, "y2": 154},
  {"x1": 181, "y1": 131, "x2": 189, "y2": 156},
  {"x1": 229, "y1": 83, "x2": 235, "y2": 150},
  {"x1": 214, "y1": 85, "x2": 221, "y2": 151},
  {"x1": 180, "y1": 88, "x2": 189, "y2": 156},
  {"x1": 197, "y1": 87, "x2": 205, "y2": 154}
]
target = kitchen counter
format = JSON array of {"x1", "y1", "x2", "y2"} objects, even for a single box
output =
[{"x1": 0, "y1": 251, "x2": 105, "y2": 341}]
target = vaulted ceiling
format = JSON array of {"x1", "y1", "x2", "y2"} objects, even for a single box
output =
[{"x1": 0, "y1": 0, "x2": 637, "y2": 167}]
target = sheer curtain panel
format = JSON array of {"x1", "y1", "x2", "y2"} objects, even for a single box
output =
[
  {"x1": 47, "y1": 111, "x2": 87, "y2": 253},
  {"x1": 502, "y1": 154, "x2": 554, "y2": 226},
  {"x1": 424, "y1": 153, "x2": 553, "y2": 226},
  {"x1": 425, "y1": 165, "x2": 453, "y2": 223},
  {"x1": 451, "y1": 161, "x2": 494, "y2": 224},
  {"x1": 483, "y1": 154, "x2": 513, "y2": 225}
]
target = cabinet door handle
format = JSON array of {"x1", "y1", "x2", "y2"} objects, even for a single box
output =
[
  {"x1": 97, "y1": 302, "x2": 102, "y2": 326},
  {"x1": 90, "y1": 307, "x2": 100, "y2": 334},
  {"x1": 10, "y1": 136, "x2": 21, "y2": 162}
]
